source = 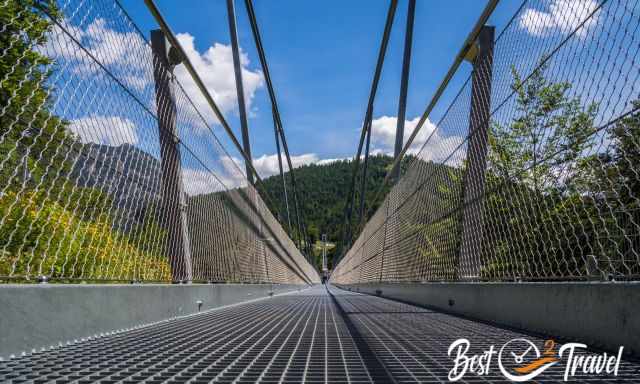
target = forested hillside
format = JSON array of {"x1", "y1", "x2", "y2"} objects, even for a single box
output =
[{"x1": 261, "y1": 154, "x2": 413, "y2": 265}]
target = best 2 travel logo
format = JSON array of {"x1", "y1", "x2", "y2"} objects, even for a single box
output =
[{"x1": 447, "y1": 338, "x2": 624, "y2": 382}]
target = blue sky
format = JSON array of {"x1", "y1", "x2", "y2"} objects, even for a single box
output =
[
  {"x1": 44, "y1": 0, "x2": 634, "y2": 194},
  {"x1": 115, "y1": 1, "x2": 526, "y2": 177}
]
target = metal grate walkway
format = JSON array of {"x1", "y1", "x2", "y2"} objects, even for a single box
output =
[{"x1": 1, "y1": 286, "x2": 639, "y2": 383}]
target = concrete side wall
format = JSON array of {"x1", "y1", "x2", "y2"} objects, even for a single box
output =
[
  {"x1": 334, "y1": 282, "x2": 640, "y2": 356},
  {"x1": 0, "y1": 283, "x2": 306, "y2": 358}
]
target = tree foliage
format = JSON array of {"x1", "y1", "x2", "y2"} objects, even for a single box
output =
[
  {"x1": 0, "y1": 0, "x2": 75, "y2": 192},
  {"x1": 261, "y1": 155, "x2": 407, "y2": 268},
  {"x1": 481, "y1": 63, "x2": 640, "y2": 280},
  {"x1": 0, "y1": 1, "x2": 170, "y2": 281},
  {"x1": 488, "y1": 64, "x2": 598, "y2": 193}
]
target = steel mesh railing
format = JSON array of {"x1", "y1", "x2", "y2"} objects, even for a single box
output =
[
  {"x1": 332, "y1": 0, "x2": 640, "y2": 284},
  {"x1": 0, "y1": 0, "x2": 318, "y2": 284}
]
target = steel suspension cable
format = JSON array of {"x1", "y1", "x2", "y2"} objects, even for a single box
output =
[
  {"x1": 226, "y1": 0, "x2": 254, "y2": 186},
  {"x1": 367, "y1": 0, "x2": 499, "y2": 212},
  {"x1": 244, "y1": 0, "x2": 314, "y2": 263},
  {"x1": 391, "y1": 0, "x2": 416, "y2": 183},
  {"x1": 142, "y1": 0, "x2": 293, "y2": 232},
  {"x1": 143, "y1": 0, "x2": 315, "y2": 275},
  {"x1": 272, "y1": 109, "x2": 292, "y2": 234},
  {"x1": 358, "y1": 0, "x2": 417, "y2": 234},
  {"x1": 339, "y1": 0, "x2": 398, "y2": 258}
]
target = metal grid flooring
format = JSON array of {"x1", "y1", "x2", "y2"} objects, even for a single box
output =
[{"x1": 1, "y1": 286, "x2": 639, "y2": 383}]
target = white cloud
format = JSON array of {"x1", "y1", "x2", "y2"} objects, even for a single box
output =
[
  {"x1": 183, "y1": 152, "x2": 320, "y2": 196},
  {"x1": 212, "y1": 152, "x2": 347, "y2": 190},
  {"x1": 370, "y1": 115, "x2": 464, "y2": 165},
  {"x1": 49, "y1": 21, "x2": 264, "y2": 125},
  {"x1": 69, "y1": 115, "x2": 138, "y2": 146},
  {"x1": 316, "y1": 157, "x2": 349, "y2": 165},
  {"x1": 252, "y1": 153, "x2": 319, "y2": 177},
  {"x1": 175, "y1": 33, "x2": 264, "y2": 124},
  {"x1": 219, "y1": 155, "x2": 248, "y2": 189},
  {"x1": 519, "y1": 8, "x2": 556, "y2": 37},
  {"x1": 182, "y1": 156, "x2": 249, "y2": 196},
  {"x1": 371, "y1": 115, "x2": 440, "y2": 152},
  {"x1": 48, "y1": 18, "x2": 148, "y2": 92},
  {"x1": 519, "y1": 0, "x2": 600, "y2": 38},
  {"x1": 182, "y1": 168, "x2": 225, "y2": 195},
  {"x1": 182, "y1": 152, "x2": 357, "y2": 197}
]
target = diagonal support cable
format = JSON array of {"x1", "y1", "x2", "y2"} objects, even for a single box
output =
[
  {"x1": 244, "y1": 0, "x2": 314, "y2": 264},
  {"x1": 339, "y1": 0, "x2": 398, "y2": 259},
  {"x1": 373, "y1": 0, "x2": 499, "y2": 202},
  {"x1": 144, "y1": 0, "x2": 262, "y2": 190},
  {"x1": 226, "y1": 0, "x2": 254, "y2": 186},
  {"x1": 272, "y1": 109, "x2": 292, "y2": 234},
  {"x1": 391, "y1": 0, "x2": 416, "y2": 183}
]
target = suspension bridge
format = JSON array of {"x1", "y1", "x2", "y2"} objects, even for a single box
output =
[{"x1": 1, "y1": 0, "x2": 640, "y2": 382}]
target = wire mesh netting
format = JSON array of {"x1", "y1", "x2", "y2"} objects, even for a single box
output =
[
  {"x1": 0, "y1": 0, "x2": 318, "y2": 284},
  {"x1": 332, "y1": 0, "x2": 640, "y2": 284}
]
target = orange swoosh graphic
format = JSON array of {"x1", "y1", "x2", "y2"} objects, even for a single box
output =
[{"x1": 514, "y1": 357, "x2": 558, "y2": 373}]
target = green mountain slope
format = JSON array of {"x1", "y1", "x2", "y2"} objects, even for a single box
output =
[{"x1": 260, "y1": 154, "x2": 403, "y2": 266}]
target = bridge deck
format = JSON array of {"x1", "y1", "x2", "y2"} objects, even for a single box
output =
[{"x1": 1, "y1": 286, "x2": 639, "y2": 383}]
